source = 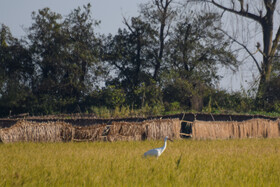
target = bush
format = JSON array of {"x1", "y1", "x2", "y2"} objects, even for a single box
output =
[
  {"x1": 90, "y1": 106, "x2": 111, "y2": 118},
  {"x1": 113, "y1": 106, "x2": 130, "y2": 118},
  {"x1": 165, "y1": 102, "x2": 181, "y2": 112}
]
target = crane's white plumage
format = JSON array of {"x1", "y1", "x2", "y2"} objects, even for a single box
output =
[{"x1": 144, "y1": 136, "x2": 173, "y2": 158}]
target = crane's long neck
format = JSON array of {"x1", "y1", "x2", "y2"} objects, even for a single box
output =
[{"x1": 162, "y1": 138, "x2": 167, "y2": 150}]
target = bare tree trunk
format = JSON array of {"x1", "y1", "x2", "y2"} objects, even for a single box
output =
[
  {"x1": 209, "y1": 0, "x2": 280, "y2": 103},
  {"x1": 153, "y1": 0, "x2": 173, "y2": 81},
  {"x1": 257, "y1": 4, "x2": 275, "y2": 101}
]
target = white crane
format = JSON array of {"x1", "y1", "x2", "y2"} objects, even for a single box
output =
[{"x1": 143, "y1": 136, "x2": 173, "y2": 158}]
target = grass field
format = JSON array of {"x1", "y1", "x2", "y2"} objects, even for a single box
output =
[{"x1": 1, "y1": 138, "x2": 280, "y2": 186}]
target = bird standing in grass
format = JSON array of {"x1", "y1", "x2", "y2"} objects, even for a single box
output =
[{"x1": 144, "y1": 136, "x2": 173, "y2": 158}]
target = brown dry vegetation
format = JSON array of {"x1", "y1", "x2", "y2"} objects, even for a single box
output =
[
  {"x1": 192, "y1": 118, "x2": 280, "y2": 140},
  {"x1": 0, "y1": 121, "x2": 73, "y2": 143},
  {"x1": 108, "y1": 119, "x2": 181, "y2": 141},
  {"x1": 1, "y1": 114, "x2": 280, "y2": 143},
  {"x1": 72, "y1": 124, "x2": 107, "y2": 141},
  {"x1": 0, "y1": 118, "x2": 181, "y2": 143}
]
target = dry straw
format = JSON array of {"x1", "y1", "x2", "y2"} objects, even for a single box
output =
[
  {"x1": 107, "y1": 118, "x2": 181, "y2": 142},
  {"x1": 192, "y1": 118, "x2": 280, "y2": 140},
  {"x1": 145, "y1": 119, "x2": 181, "y2": 140},
  {"x1": 107, "y1": 121, "x2": 146, "y2": 141},
  {"x1": 73, "y1": 124, "x2": 107, "y2": 141},
  {"x1": 0, "y1": 120, "x2": 73, "y2": 143},
  {"x1": 0, "y1": 118, "x2": 181, "y2": 143}
]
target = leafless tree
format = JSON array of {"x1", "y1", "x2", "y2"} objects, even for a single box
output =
[{"x1": 198, "y1": 0, "x2": 280, "y2": 101}]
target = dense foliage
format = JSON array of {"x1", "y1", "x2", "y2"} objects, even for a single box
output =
[{"x1": 0, "y1": 2, "x2": 279, "y2": 117}]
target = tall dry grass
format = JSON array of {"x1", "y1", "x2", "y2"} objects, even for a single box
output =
[
  {"x1": 1, "y1": 139, "x2": 280, "y2": 186},
  {"x1": 192, "y1": 119, "x2": 280, "y2": 140}
]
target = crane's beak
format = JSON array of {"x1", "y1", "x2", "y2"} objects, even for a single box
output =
[{"x1": 168, "y1": 138, "x2": 173, "y2": 142}]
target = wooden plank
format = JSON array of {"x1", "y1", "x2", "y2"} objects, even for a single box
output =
[
  {"x1": 180, "y1": 133, "x2": 192, "y2": 136},
  {"x1": 181, "y1": 120, "x2": 193, "y2": 124}
]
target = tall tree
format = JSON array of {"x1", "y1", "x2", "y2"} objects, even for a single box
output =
[
  {"x1": 104, "y1": 17, "x2": 154, "y2": 106},
  {"x1": 167, "y1": 12, "x2": 237, "y2": 83},
  {"x1": 202, "y1": 0, "x2": 280, "y2": 103},
  {"x1": 163, "y1": 12, "x2": 238, "y2": 110},
  {"x1": 28, "y1": 8, "x2": 67, "y2": 113},
  {"x1": 0, "y1": 24, "x2": 33, "y2": 116},
  {"x1": 28, "y1": 4, "x2": 102, "y2": 113},
  {"x1": 140, "y1": 0, "x2": 177, "y2": 81},
  {"x1": 63, "y1": 3, "x2": 102, "y2": 96}
]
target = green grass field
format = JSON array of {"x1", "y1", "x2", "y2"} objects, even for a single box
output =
[{"x1": 1, "y1": 138, "x2": 280, "y2": 186}]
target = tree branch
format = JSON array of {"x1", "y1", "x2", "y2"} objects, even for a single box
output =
[
  {"x1": 123, "y1": 17, "x2": 134, "y2": 34},
  {"x1": 264, "y1": 0, "x2": 276, "y2": 11},
  {"x1": 238, "y1": 0, "x2": 244, "y2": 11},
  {"x1": 217, "y1": 28, "x2": 262, "y2": 73},
  {"x1": 211, "y1": 0, "x2": 262, "y2": 23},
  {"x1": 272, "y1": 0, "x2": 277, "y2": 7}
]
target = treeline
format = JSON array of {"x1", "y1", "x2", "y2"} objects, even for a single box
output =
[{"x1": 0, "y1": 2, "x2": 279, "y2": 117}]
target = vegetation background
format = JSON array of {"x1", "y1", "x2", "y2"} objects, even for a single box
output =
[{"x1": 0, "y1": 0, "x2": 280, "y2": 117}]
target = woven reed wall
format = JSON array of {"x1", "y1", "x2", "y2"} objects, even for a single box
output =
[
  {"x1": 73, "y1": 124, "x2": 106, "y2": 141},
  {"x1": 192, "y1": 118, "x2": 280, "y2": 140},
  {"x1": 145, "y1": 119, "x2": 181, "y2": 140},
  {"x1": 107, "y1": 118, "x2": 181, "y2": 142},
  {"x1": 0, "y1": 118, "x2": 181, "y2": 143},
  {"x1": 0, "y1": 121, "x2": 73, "y2": 143}
]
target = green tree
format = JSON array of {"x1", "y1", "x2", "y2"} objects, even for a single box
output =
[
  {"x1": 63, "y1": 3, "x2": 103, "y2": 97},
  {"x1": 162, "y1": 12, "x2": 238, "y2": 111},
  {"x1": 104, "y1": 17, "x2": 155, "y2": 107},
  {"x1": 104, "y1": 2, "x2": 238, "y2": 111},
  {"x1": 0, "y1": 24, "x2": 33, "y2": 116},
  {"x1": 166, "y1": 12, "x2": 237, "y2": 83},
  {"x1": 101, "y1": 85, "x2": 125, "y2": 108},
  {"x1": 28, "y1": 8, "x2": 66, "y2": 113},
  {"x1": 140, "y1": 0, "x2": 177, "y2": 81},
  {"x1": 28, "y1": 5, "x2": 102, "y2": 113}
]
